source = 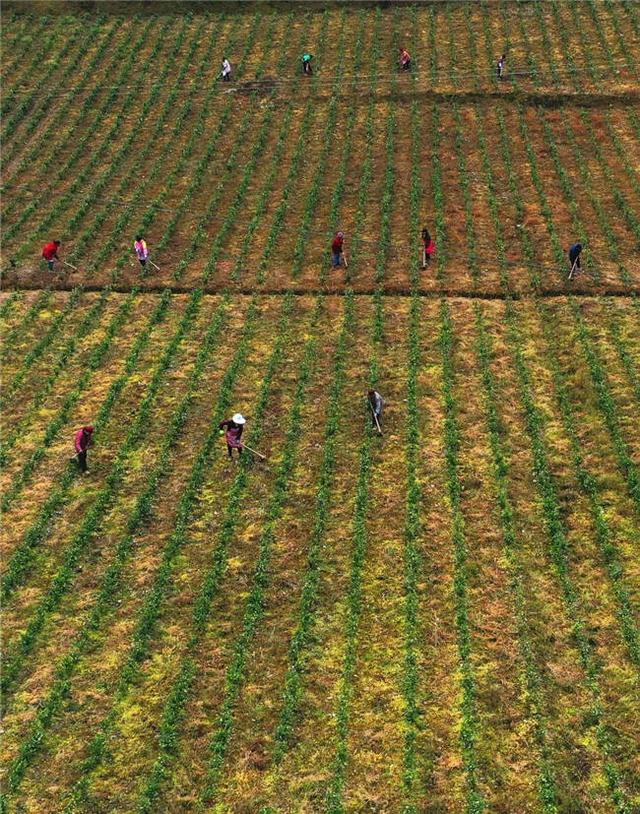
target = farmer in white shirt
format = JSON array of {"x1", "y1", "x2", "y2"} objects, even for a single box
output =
[{"x1": 221, "y1": 57, "x2": 231, "y2": 82}]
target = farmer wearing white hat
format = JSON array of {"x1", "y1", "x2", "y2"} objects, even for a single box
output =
[{"x1": 219, "y1": 413, "x2": 246, "y2": 459}]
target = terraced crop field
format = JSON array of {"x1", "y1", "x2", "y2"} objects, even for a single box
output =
[{"x1": 1, "y1": 2, "x2": 639, "y2": 813}]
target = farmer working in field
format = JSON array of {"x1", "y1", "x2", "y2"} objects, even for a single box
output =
[
  {"x1": 221, "y1": 57, "x2": 232, "y2": 81},
  {"x1": 421, "y1": 227, "x2": 435, "y2": 268},
  {"x1": 42, "y1": 239, "x2": 61, "y2": 271},
  {"x1": 568, "y1": 242, "x2": 583, "y2": 278},
  {"x1": 331, "y1": 231, "x2": 345, "y2": 268},
  {"x1": 302, "y1": 53, "x2": 314, "y2": 75},
  {"x1": 367, "y1": 390, "x2": 384, "y2": 434},
  {"x1": 73, "y1": 425, "x2": 94, "y2": 474},
  {"x1": 399, "y1": 47, "x2": 412, "y2": 71},
  {"x1": 134, "y1": 235, "x2": 149, "y2": 269},
  {"x1": 497, "y1": 53, "x2": 506, "y2": 80},
  {"x1": 219, "y1": 413, "x2": 246, "y2": 459}
]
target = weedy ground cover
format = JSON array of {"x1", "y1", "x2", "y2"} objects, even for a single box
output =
[{"x1": 1, "y1": 2, "x2": 639, "y2": 811}]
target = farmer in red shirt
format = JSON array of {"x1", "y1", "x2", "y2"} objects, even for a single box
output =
[
  {"x1": 219, "y1": 413, "x2": 246, "y2": 460},
  {"x1": 421, "y1": 227, "x2": 435, "y2": 267},
  {"x1": 331, "y1": 232, "x2": 345, "y2": 268},
  {"x1": 42, "y1": 240, "x2": 61, "y2": 271},
  {"x1": 74, "y1": 425, "x2": 94, "y2": 474}
]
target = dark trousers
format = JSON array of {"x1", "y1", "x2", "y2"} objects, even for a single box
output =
[
  {"x1": 77, "y1": 450, "x2": 88, "y2": 472},
  {"x1": 227, "y1": 444, "x2": 242, "y2": 458},
  {"x1": 139, "y1": 258, "x2": 146, "y2": 268}
]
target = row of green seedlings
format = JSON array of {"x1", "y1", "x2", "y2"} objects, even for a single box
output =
[
  {"x1": 472, "y1": 304, "x2": 559, "y2": 812},
  {"x1": 192, "y1": 26, "x2": 302, "y2": 287},
  {"x1": 503, "y1": 306, "x2": 632, "y2": 814},
  {"x1": 2, "y1": 289, "x2": 246, "y2": 722},
  {"x1": 523, "y1": 111, "x2": 640, "y2": 514},
  {"x1": 325, "y1": 357, "x2": 378, "y2": 814},
  {"x1": 0, "y1": 290, "x2": 111, "y2": 465},
  {"x1": 251, "y1": 11, "x2": 330, "y2": 287},
  {"x1": 165, "y1": 298, "x2": 325, "y2": 811},
  {"x1": 1, "y1": 16, "x2": 119, "y2": 171},
  {"x1": 267, "y1": 18, "x2": 382, "y2": 773},
  {"x1": 487, "y1": 34, "x2": 640, "y2": 673},
  {"x1": 605, "y1": 303, "x2": 640, "y2": 407},
  {"x1": 0, "y1": 289, "x2": 137, "y2": 515},
  {"x1": 400, "y1": 26, "x2": 425, "y2": 801},
  {"x1": 0, "y1": 14, "x2": 105, "y2": 149},
  {"x1": 0, "y1": 14, "x2": 69, "y2": 118},
  {"x1": 319, "y1": 10, "x2": 368, "y2": 288},
  {"x1": 11, "y1": 17, "x2": 189, "y2": 265},
  {"x1": 63, "y1": 294, "x2": 277, "y2": 812},
  {"x1": 0, "y1": 287, "x2": 83, "y2": 411},
  {"x1": 485, "y1": 69, "x2": 636, "y2": 810},
  {"x1": 0, "y1": 290, "x2": 203, "y2": 688},
  {"x1": 2, "y1": 292, "x2": 233, "y2": 800},
  {"x1": 290, "y1": 10, "x2": 348, "y2": 281},
  {"x1": 4, "y1": 15, "x2": 174, "y2": 260},
  {"x1": 1, "y1": 14, "x2": 53, "y2": 88},
  {"x1": 104, "y1": 12, "x2": 267, "y2": 282},
  {"x1": 543, "y1": 8, "x2": 640, "y2": 261},
  {"x1": 469, "y1": 86, "x2": 631, "y2": 808},
  {"x1": 0, "y1": 290, "x2": 161, "y2": 596},
  {"x1": 3, "y1": 12, "x2": 125, "y2": 206},
  {"x1": 5, "y1": 15, "x2": 328, "y2": 724},
  {"x1": 3, "y1": 15, "x2": 169, "y2": 235},
  {"x1": 96, "y1": 13, "x2": 257, "y2": 279},
  {"x1": 438, "y1": 300, "x2": 487, "y2": 814},
  {"x1": 165, "y1": 8, "x2": 315, "y2": 288},
  {"x1": 152, "y1": 8, "x2": 307, "y2": 286},
  {"x1": 0, "y1": 290, "x2": 23, "y2": 321},
  {"x1": 137, "y1": 19, "x2": 350, "y2": 806},
  {"x1": 0, "y1": 289, "x2": 52, "y2": 363}
]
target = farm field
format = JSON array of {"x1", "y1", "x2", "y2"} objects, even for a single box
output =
[{"x1": 1, "y1": 2, "x2": 640, "y2": 813}]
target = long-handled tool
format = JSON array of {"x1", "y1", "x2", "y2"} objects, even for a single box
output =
[
  {"x1": 342, "y1": 252, "x2": 348, "y2": 268},
  {"x1": 242, "y1": 444, "x2": 267, "y2": 460},
  {"x1": 568, "y1": 258, "x2": 578, "y2": 280},
  {"x1": 422, "y1": 248, "x2": 427, "y2": 269},
  {"x1": 373, "y1": 412, "x2": 382, "y2": 435},
  {"x1": 149, "y1": 260, "x2": 160, "y2": 271},
  {"x1": 63, "y1": 260, "x2": 78, "y2": 271}
]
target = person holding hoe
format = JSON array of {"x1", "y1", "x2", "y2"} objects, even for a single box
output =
[
  {"x1": 42, "y1": 239, "x2": 61, "y2": 271},
  {"x1": 134, "y1": 235, "x2": 149, "y2": 269},
  {"x1": 221, "y1": 56, "x2": 232, "y2": 82},
  {"x1": 73, "y1": 424, "x2": 94, "y2": 474},
  {"x1": 421, "y1": 227, "x2": 435, "y2": 268},
  {"x1": 331, "y1": 231, "x2": 346, "y2": 268},
  {"x1": 368, "y1": 389, "x2": 384, "y2": 435},
  {"x1": 568, "y1": 242, "x2": 583, "y2": 279},
  {"x1": 219, "y1": 413, "x2": 246, "y2": 460}
]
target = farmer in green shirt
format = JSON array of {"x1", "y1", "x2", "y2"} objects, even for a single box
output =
[{"x1": 302, "y1": 53, "x2": 314, "y2": 75}]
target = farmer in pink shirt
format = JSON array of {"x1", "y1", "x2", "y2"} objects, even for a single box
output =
[
  {"x1": 74, "y1": 425, "x2": 94, "y2": 474},
  {"x1": 219, "y1": 413, "x2": 246, "y2": 460}
]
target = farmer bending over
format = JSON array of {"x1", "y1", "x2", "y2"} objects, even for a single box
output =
[
  {"x1": 331, "y1": 231, "x2": 345, "y2": 268},
  {"x1": 368, "y1": 390, "x2": 384, "y2": 434},
  {"x1": 421, "y1": 227, "x2": 435, "y2": 267},
  {"x1": 42, "y1": 239, "x2": 61, "y2": 271},
  {"x1": 302, "y1": 53, "x2": 314, "y2": 75},
  {"x1": 219, "y1": 413, "x2": 246, "y2": 459},
  {"x1": 221, "y1": 57, "x2": 232, "y2": 82},
  {"x1": 74, "y1": 425, "x2": 94, "y2": 474},
  {"x1": 568, "y1": 242, "x2": 583, "y2": 278},
  {"x1": 399, "y1": 47, "x2": 412, "y2": 71},
  {"x1": 134, "y1": 235, "x2": 149, "y2": 269}
]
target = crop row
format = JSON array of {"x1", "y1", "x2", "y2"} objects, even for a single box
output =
[
  {"x1": 0, "y1": 290, "x2": 111, "y2": 465},
  {"x1": 2, "y1": 293, "x2": 231, "y2": 800}
]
